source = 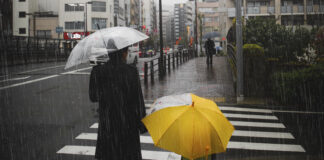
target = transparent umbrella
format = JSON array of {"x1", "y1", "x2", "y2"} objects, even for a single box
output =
[{"x1": 65, "y1": 27, "x2": 149, "y2": 69}]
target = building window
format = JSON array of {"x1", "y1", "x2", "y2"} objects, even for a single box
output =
[
  {"x1": 92, "y1": 18, "x2": 107, "y2": 30},
  {"x1": 19, "y1": 28, "x2": 26, "y2": 34},
  {"x1": 65, "y1": 21, "x2": 85, "y2": 30},
  {"x1": 65, "y1": 3, "x2": 84, "y2": 12},
  {"x1": 92, "y1": 1, "x2": 106, "y2": 12},
  {"x1": 19, "y1": 11, "x2": 26, "y2": 18},
  {"x1": 198, "y1": 7, "x2": 218, "y2": 14},
  {"x1": 37, "y1": 30, "x2": 52, "y2": 38}
]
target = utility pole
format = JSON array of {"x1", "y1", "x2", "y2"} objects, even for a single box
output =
[
  {"x1": 235, "y1": 0, "x2": 244, "y2": 102},
  {"x1": 195, "y1": 0, "x2": 198, "y2": 57},
  {"x1": 159, "y1": 0, "x2": 164, "y2": 77},
  {"x1": 84, "y1": 2, "x2": 93, "y2": 38}
]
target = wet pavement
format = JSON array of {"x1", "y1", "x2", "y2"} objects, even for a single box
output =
[{"x1": 142, "y1": 56, "x2": 236, "y2": 103}]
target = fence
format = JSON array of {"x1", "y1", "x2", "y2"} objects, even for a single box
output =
[
  {"x1": 143, "y1": 48, "x2": 195, "y2": 84},
  {"x1": 0, "y1": 36, "x2": 77, "y2": 66}
]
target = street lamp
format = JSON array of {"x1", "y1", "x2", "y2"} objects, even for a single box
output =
[{"x1": 84, "y1": 1, "x2": 93, "y2": 38}]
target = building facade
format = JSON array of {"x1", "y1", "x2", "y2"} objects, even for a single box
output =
[
  {"x1": 13, "y1": 0, "x2": 59, "y2": 37},
  {"x1": 174, "y1": 2, "x2": 194, "y2": 47},
  {"x1": 59, "y1": 0, "x2": 115, "y2": 39},
  {"x1": 197, "y1": 0, "x2": 220, "y2": 40}
]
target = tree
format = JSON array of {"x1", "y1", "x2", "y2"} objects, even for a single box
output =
[{"x1": 243, "y1": 17, "x2": 311, "y2": 62}]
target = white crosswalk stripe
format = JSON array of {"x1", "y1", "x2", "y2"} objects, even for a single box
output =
[{"x1": 57, "y1": 103, "x2": 306, "y2": 160}]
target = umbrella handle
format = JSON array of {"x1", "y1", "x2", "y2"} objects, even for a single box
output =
[{"x1": 205, "y1": 146, "x2": 210, "y2": 160}]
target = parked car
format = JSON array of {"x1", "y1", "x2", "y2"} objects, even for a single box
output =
[{"x1": 89, "y1": 47, "x2": 139, "y2": 66}]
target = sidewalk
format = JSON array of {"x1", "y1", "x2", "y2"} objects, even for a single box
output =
[{"x1": 142, "y1": 56, "x2": 236, "y2": 104}]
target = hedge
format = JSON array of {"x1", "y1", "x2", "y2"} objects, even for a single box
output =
[{"x1": 270, "y1": 64, "x2": 324, "y2": 111}]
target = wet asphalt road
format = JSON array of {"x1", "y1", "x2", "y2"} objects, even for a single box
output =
[{"x1": 0, "y1": 56, "x2": 324, "y2": 160}]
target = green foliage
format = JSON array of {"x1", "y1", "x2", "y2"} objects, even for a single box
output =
[
  {"x1": 243, "y1": 17, "x2": 312, "y2": 63},
  {"x1": 243, "y1": 44, "x2": 266, "y2": 97},
  {"x1": 270, "y1": 64, "x2": 324, "y2": 110},
  {"x1": 243, "y1": 44, "x2": 265, "y2": 56},
  {"x1": 314, "y1": 27, "x2": 324, "y2": 56}
]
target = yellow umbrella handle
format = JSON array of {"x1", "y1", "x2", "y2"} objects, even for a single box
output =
[{"x1": 205, "y1": 146, "x2": 210, "y2": 160}]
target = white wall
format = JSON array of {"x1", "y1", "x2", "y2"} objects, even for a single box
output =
[{"x1": 59, "y1": 0, "x2": 112, "y2": 33}]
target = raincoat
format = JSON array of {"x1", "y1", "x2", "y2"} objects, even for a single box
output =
[{"x1": 89, "y1": 56, "x2": 146, "y2": 160}]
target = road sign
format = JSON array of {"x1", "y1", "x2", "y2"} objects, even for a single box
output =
[{"x1": 56, "y1": 27, "x2": 63, "y2": 33}]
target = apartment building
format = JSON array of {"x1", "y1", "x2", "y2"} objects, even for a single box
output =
[
  {"x1": 129, "y1": 0, "x2": 140, "y2": 28},
  {"x1": 226, "y1": 0, "x2": 324, "y2": 26},
  {"x1": 174, "y1": 2, "x2": 194, "y2": 43},
  {"x1": 13, "y1": 0, "x2": 59, "y2": 37},
  {"x1": 197, "y1": 0, "x2": 220, "y2": 40},
  {"x1": 59, "y1": 0, "x2": 115, "y2": 40},
  {"x1": 142, "y1": 0, "x2": 155, "y2": 33}
]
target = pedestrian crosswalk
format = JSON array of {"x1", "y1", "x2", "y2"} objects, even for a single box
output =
[{"x1": 56, "y1": 103, "x2": 305, "y2": 160}]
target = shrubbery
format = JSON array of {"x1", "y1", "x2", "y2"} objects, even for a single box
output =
[
  {"x1": 270, "y1": 64, "x2": 324, "y2": 111},
  {"x1": 243, "y1": 44, "x2": 265, "y2": 97}
]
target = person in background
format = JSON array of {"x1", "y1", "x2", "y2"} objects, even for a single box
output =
[{"x1": 204, "y1": 38, "x2": 215, "y2": 66}]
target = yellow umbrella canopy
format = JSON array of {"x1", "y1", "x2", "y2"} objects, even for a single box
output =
[{"x1": 142, "y1": 93, "x2": 234, "y2": 160}]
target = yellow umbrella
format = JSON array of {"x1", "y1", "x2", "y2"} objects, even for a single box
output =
[{"x1": 142, "y1": 93, "x2": 234, "y2": 160}]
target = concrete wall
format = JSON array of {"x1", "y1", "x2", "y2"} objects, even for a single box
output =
[{"x1": 29, "y1": 17, "x2": 59, "y2": 38}]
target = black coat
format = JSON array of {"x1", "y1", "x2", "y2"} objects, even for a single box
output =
[{"x1": 89, "y1": 60, "x2": 146, "y2": 160}]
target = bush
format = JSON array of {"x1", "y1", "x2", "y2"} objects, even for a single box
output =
[
  {"x1": 243, "y1": 44, "x2": 266, "y2": 97},
  {"x1": 270, "y1": 64, "x2": 324, "y2": 111}
]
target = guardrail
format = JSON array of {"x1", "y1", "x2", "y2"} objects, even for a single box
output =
[
  {"x1": 143, "y1": 48, "x2": 195, "y2": 84},
  {"x1": 0, "y1": 36, "x2": 77, "y2": 66},
  {"x1": 227, "y1": 43, "x2": 236, "y2": 79}
]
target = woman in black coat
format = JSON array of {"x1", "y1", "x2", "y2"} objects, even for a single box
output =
[{"x1": 89, "y1": 46, "x2": 146, "y2": 160}]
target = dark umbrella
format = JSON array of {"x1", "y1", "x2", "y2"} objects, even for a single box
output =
[{"x1": 203, "y1": 31, "x2": 221, "y2": 40}]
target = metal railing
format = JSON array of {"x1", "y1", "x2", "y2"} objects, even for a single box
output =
[
  {"x1": 143, "y1": 48, "x2": 195, "y2": 84},
  {"x1": 0, "y1": 36, "x2": 77, "y2": 66},
  {"x1": 226, "y1": 43, "x2": 236, "y2": 79}
]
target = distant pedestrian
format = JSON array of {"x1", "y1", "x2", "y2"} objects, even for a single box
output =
[
  {"x1": 204, "y1": 38, "x2": 215, "y2": 65},
  {"x1": 89, "y1": 40, "x2": 147, "y2": 160}
]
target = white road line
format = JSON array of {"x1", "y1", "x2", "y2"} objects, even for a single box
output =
[
  {"x1": 57, "y1": 145, "x2": 181, "y2": 160},
  {"x1": 230, "y1": 121, "x2": 286, "y2": 128},
  {"x1": 61, "y1": 67, "x2": 92, "y2": 75},
  {"x1": 77, "y1": 129, "x2": 294, "y2": 143},
  {"x1": 0, "y1": 76, "x2": 30, "y2": 83},
  {"x1": 232, "y1": 130, "x2": 295, "y2": 139},
  {"x1": 90, "y1": 121, "x2": 286, "y2": 129},
  {"x1": 0, "y1": 75, "x2": 59, "y2": 90},
  {"x1": 76, "y1": 133, "x2": 155, "y2": 143},
  {"x1": 57, "y1": 145, "x2": 95, "y2": 156},
  {"x1": 17, "y1": 65, "x2": 66, "y2": 74},
  {"x1": 223, "y1": 113, "x2": 278, "y2": 120},
  {"x1": 219, "y1": 106, "x2": 273, "y2": 113},
  {"x1": 228, "y1": 141, "x2": 305, "y2": 152},
  {"x1": 271, "y1": 110, "x2": 324, "y2": 115},
  {"x1": 90, "y1": 123, "x2": 98, "y2": 129},
  {"x1": 65, "y1": 72, "x2": 90, "y2": 75}
]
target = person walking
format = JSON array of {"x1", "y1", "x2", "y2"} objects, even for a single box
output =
[
  {"x1": 204, "y1": 38, "x2": 215, "y2": 65},
  {"x1": 89, "y1": 40, "x2": 147, "y2": 160}
]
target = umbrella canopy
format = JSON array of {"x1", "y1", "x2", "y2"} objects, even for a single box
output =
[
  {"x1": 202, "y1": 31, "x2": 221, "y2": 40},
  {"x1": 142, "y1": 93, "x2": 234, "y2": 160},
  {"x1": 65, "y1": 27, "x2": 149, "y2": 69}
]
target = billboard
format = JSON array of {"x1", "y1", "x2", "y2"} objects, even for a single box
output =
[{"x1": 64, "y1": 32, "x2": 90, "y2": 40}]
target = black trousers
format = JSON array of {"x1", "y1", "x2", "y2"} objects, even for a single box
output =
[{"x1": 206, "y1": 53, "x2": 213, "y2": 65}]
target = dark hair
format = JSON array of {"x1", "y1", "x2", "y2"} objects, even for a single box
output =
[{"x1": 108, "y1": 47, "x2": 128, "y2": 64}]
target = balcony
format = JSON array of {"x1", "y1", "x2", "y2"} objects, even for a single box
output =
[
  {"x1": 247, "y1": 7, "x2": 260, "y2": 14},
  {"x1": 307, "y1": 5, "x2": 324, "y2": 13},
  {"x1": 281, "y1": 6, "x2": 292, "y2": 13},
  {"x1": 246, "y1": 6, "x2": 275, "y2": 15}
]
